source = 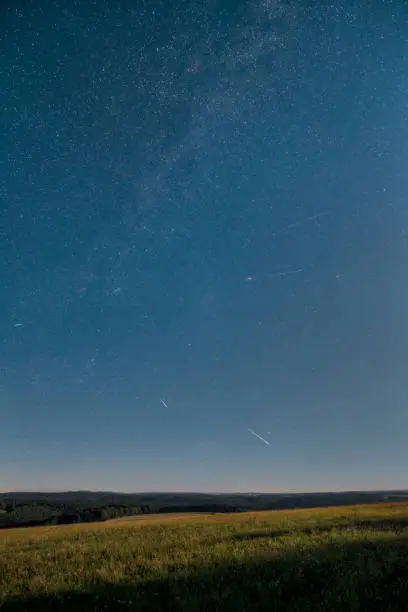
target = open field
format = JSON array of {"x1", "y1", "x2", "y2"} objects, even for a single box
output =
[
  {"x1": 106, "y1": 512, "x2": 210, "y2": 523},
  {"x1": 1, "y1": 503, "x2": 408, "y2": 611}
]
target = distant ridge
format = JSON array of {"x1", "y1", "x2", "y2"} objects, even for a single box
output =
[{"x1": 2, "y1": 489, "x2": 408, "y2": 531}]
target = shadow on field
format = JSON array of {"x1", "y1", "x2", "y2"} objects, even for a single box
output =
[
  {"x1": 2, "y1": 536, "x2": 408, "y2": 611},
  {"x1": 233, "y1": 516, "x2": 408, "y2": 543}
]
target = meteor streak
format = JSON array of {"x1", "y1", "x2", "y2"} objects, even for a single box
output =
[{"x1": 248, "y1": 428, "x2": 270, "y2": 445}]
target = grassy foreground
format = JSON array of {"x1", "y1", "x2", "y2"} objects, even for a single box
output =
[{"x1": 1, "y1": 503, "x2": 408, "y2": 611}]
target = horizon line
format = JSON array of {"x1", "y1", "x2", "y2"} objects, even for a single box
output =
[{"x1": 2, "y1": 488, "x2": 408, "y2": 495}]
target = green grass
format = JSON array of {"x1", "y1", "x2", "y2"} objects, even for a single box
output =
[{"x1": 1, "y1": 503, "x2": 408, "y2": 611}]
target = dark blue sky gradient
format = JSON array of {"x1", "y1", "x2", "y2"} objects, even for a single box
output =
[{"x1": 1, "y1": 0, "x2": 408, "y2": 492}]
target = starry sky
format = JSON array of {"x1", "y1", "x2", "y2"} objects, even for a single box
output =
[{"x1": 1, "y1": 0, "x2": 408, "y2": 493}]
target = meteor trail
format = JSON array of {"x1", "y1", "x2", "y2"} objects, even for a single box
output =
[
  {"x1": 269, "y1": 268, "x2": 304, "y2": 278},
  {"x1": 284, "y1": 210, "x2": 330, "y2": 230},
  {"x1": 248, "y1": 428, "x2": 270, "y2": 445}
]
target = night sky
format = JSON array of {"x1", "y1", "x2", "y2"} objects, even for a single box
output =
[{"x1": 1, "y1": 0, "x2": 408, "y2": 492}]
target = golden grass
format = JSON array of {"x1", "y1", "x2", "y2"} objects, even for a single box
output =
[{"x1": 1, "y1": 502, "x2": 408, "y2": 611}]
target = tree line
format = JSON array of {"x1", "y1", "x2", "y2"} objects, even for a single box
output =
[
  {"x1": 1, "y1": 489, "x2": 405, "y2": 530},
  {"x1": 0, "y1": 501, "x2": 154, "y2": 529}
]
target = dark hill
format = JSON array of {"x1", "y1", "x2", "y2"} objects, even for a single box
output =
[{"x1": 1, "y1": 490, "x2": 407, "y2": 530}]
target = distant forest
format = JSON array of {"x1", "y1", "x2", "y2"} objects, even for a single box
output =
[{"x1": 1, "y1": 490, "x2": 407, "y2": 530}]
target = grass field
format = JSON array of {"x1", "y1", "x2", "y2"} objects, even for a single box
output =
[{"x1": 1, "y1": 503, "x2": 408, "y2": 611}]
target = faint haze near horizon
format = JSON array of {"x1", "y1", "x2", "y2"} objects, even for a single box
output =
[{"x1": 1, "y1": 0, "x2": 408, "y2": 493}]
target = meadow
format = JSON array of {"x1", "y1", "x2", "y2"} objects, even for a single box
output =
[{"x1": 1, "y1": 502, "x2": 408, "y2": 611}]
